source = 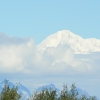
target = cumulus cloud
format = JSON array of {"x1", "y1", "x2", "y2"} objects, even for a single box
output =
[
  {"x1": 0, "y1": 33, "x2": 30, "y2": 45},
  {"x1": 0, "y1": 33, "x2": 36, "y2": 73},
  {"x1": 0, "y1": 33, "x2": 100, "y2": 97},
  {"x1": 0, "y1": 33, "x2": 100, "y2": 76}
]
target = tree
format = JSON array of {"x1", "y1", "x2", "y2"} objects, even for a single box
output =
[
  {"x1": 70, "y1": 83, "x2": 78, "y2": 100},
  {"x1": 58, "y1": 84, "x2": 70, "y2": 100},
  {"x1": 30, "y1": 87, "x2": 57, "y2": 100},
  {"x1": 58, "y1": 83, "x2": 78, "y2": 100},
  {"x1": 0, "y1": 79, "x2": 21, "y2": 100},
  {"x1": 30, "y1": 83, "x2": 97, "y2": 100}
]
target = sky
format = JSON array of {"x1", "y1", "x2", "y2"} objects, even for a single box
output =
[
  {"x1": 0, "y1": 0, "x2": 100, "y2": 44},
  {"x1": 0, "y1": 0, "x2": 100, "y2": 98}
]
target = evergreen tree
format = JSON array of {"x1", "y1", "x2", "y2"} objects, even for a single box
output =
[
  {"x1": 30, "y1": 87, "x2": 57, "y2": 100},
  {"x1": 58, "y1": 84, "x2": 70, "y2": 100},
  {"x1": 30, "y1": 83, "x2": 97, "y2": 100},
  {"x1": 0, "y1": 79, "x2": 21, "y2": 100}
]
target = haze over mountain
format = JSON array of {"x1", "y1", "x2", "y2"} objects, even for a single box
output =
[
  {"x1": 1, "y1": 81, "x2": 99, "y2": 100},
  {"x1": 38, "y1": 30, "x2": 100, "y2": 54},
  {"x1": 0, "y1": 80, "x2": 31, "y2": 100},
  {"x1": 0, "y1": 31, "x2": 100, "y2": 97},
  {"x1": 36, "y1": 84, "x2": 100, "y2": 99}
]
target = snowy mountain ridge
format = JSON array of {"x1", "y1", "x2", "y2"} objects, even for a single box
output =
[
  {"x1": 0, "y1": 81, "x2": 99, "y2": 100},
  {"x1": 37, "y1": 30, "x2": 100, "y2": 54},
  {"x1": 37, "y1": 84, "x2": 99, "y2": 99},
  {"x1": 0, "y1": 80, "x2": 31, "y2": 100},
  {"x1": 37, "y1": 84, "x2": 89, "y2": 97}
]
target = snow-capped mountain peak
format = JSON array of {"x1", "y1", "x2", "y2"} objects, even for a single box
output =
[
  {"x1": 0, "y1": 80, "x2": 31, "y2": 100},
  {"x1": 37, "y1": 30, "x2": 100, "y2": 53},
  {"x1": 36, "y1": 84, "x2": 98, "y2": 99}
]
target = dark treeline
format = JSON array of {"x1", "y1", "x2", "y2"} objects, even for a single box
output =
[{"x1": 0, "y1": 80, "x2": 97, "y2": 100}]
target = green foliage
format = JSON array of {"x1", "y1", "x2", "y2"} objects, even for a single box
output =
[
  {"x1": 0, "y1": 80, "x2": 97, "y2": 100},
  {"x1": 0, "y1": 79, "x2": 21, "y2": 100},
  {"x1": 30, "y1": 83, "x2": 97, "y2": 100},
  {"x1": 79, "y1": 95, "x2": 97, "y2": 100},
  {"x1": 58, "y1": 83, "x2": 78, "y2": 100},
  {"x1": 30, "y1": 87, "x2": 57, "y2": 100}
]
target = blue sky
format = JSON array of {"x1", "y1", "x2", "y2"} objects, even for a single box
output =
[
  {"x1": 0, "y1": 0, "x2": 100, "y2": 44},
  {"x1": 0, "y1": 0, "x2": 100, "y2": 98}
]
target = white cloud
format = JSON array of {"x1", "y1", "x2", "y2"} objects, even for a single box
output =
[
  {"x1": 0, "y1": 33, "x2": 100, "y2": 97},
  {"x1": 0, "y1": 33, "x2": 100, "y2": 76}
]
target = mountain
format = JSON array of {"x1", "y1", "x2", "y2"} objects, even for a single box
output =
[
  {"x1": 37, "y1": 30, "x2": 100, "y2": 54},
  {"x1": 37, "y1": 84, "x2": 89, "y2": 97},
  {"x1": 72, "y1": 88, "x2": 89, "y2": 98},
  {"x1": 37, "y1": 84, "x2": 60, "y2": 92},
  {"x1": 37, "y1": 84, "x2": 99, "y2": 99},
  {"x1": 0, "y1": 81, "x2": 99, "y2": 99},
  {"x1": 0, "y1": 80, "x2": 31, "y2": 100}
]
